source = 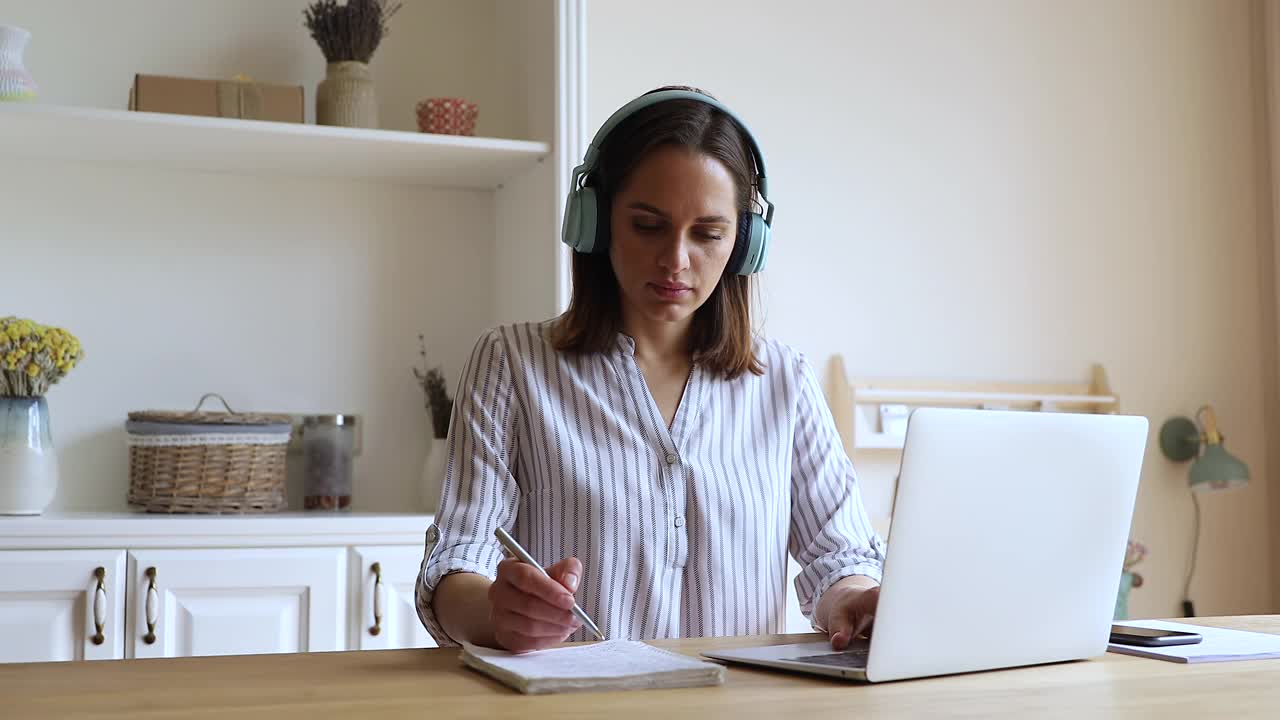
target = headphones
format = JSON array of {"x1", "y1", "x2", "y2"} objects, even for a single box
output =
[{"x1": 560, "y1": 89, "x2": 776, "y2": 275}]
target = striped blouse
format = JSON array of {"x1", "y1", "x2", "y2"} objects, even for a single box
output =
[{"x1": 415, "y1": 321, "x2": 886, "y2": 646}]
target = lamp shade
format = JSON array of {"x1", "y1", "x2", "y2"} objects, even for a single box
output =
[{"x1": 1189, "y1": 443, "x2": 1249, "y2": 492}]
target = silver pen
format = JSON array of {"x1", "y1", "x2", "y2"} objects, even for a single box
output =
[{"x1": 494, "y1": 527, "x2": 606, "y2": 641}]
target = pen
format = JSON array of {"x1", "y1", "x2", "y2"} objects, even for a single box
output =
[{"x1": 494, "y1": 527, "x2": 606, "y2": 641}]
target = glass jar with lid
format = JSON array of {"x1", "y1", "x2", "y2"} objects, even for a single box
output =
[{"x1": 301, "y1": 414, "x2": 357, "y2": 511}]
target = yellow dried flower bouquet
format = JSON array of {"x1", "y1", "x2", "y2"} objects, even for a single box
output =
[{"x1": 0, "y1": 316, "x2": 84, "y2": 397}]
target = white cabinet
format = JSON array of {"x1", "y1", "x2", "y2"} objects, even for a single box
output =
[
  {"x1": 126, "y1": 547, "x2": 346, "y2": 659},
  {"x1": 350, "y1": 546, "x2": 437, "y2": 651},
  {"x1": 0, "y1": 549, "x2": 126, "y2": 663},
  {"x1": 0, "y1": 513, "x2": 435, "y2": 663}
]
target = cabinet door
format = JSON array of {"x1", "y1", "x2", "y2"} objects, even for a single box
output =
[
  {"x1": 0, "y1": 549, "x2": 126, "y2": 663},
  {"x1": 127, "y1": 547, "x2": 345, "y2": 659},
  {"x1": 350, "y1": 546, "x2": 436, "y2": 650}
]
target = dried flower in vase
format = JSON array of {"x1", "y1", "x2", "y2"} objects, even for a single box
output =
[
  {"x1": 1123, "y1": 539, "x2": 1147, "y2": 588},
  {"x1": 1123, "y1": 539, "x2": 1147, "y2": 572},
  {"x1": 413, "y1": 334, "x2": 453, "y2": 439},
  {"x1": 303, "y1": 0, "x2": 403, "y2": 64},
  {"x1": 0, "y1": 316, "x2": 83, "y2": 397}
]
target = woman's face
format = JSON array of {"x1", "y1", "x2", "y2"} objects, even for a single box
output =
[{"x1": 609, "y1": 145, "x2": 739, "y2": 331}]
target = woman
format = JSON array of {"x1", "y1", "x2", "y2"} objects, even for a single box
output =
[{"x1": 416, "y1": 86, "x2": 885, "y2": 653}]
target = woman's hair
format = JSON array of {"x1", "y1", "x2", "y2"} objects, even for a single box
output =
[{"x1": 550, "y1": 85, "x2": 764, "y2": 379}]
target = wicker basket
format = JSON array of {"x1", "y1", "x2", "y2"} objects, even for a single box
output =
[{"x1": 126, "y1": 394, "x2": 293, "y2": 514}]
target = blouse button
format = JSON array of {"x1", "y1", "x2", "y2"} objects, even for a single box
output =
[
  {"x1": 674, "y1": 516, "x2": 685, "y2": 528},
  {"x1": 665, "y1": 453, "x2": 678, "y2": 465}
]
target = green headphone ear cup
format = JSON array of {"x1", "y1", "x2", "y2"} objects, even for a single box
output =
[
  {"x1": 728, "y1": 211, "x2": 752, "y2": 275},
  {"x1": 579, "y1": 186, "x2": 600, "y2": 254},
  {"x1": 592, "y1": 188, "x2": 612, "y2": 256},
  {"x1": 734, "y1": 213, "x2": 770, "y2": 275},
  {"x1": 750, "y1": 215, "x2": 771, "y2": 274},
  {"x1": 568, "y1": 186, "x2": 599, "y2": 254},
  {"x1": 562, "y1": 188, "x2": 582, "y2": 251}
]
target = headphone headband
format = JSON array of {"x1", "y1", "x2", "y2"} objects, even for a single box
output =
[{"x1": 579, "y1": 90, "x2": 769, "y2": 201}]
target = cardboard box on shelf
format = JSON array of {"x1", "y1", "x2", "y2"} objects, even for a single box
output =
[{"x1": 128, "y1": 74, "x2": 304, "y2": 123}]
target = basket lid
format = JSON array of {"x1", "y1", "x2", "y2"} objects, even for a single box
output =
[{"x1": 128, "y1": 393, "x2": 291, "y2": 427}]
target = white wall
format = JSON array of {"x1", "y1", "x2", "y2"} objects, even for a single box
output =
[
  {"x1": 588, "y1": 0, "x2": 1275, "y2": 618},
  {"x1": 0, "y1": 1, "x2": 530, "y2": 512}
]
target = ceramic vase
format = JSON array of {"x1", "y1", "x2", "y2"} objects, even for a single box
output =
[
  {"x1": 316, "y1": 61, "x2": 377, "y2": 128},
  {"x1": 0, "y1": 396, "x2": 58, "y2": 515},
  {"x1": 1113, "y1": 571, "x2": 1135, "y2": 621}
]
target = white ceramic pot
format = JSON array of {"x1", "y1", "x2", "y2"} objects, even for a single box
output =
[{"x1": 0, "y1": 396, "x2": 58, "y2": 515}]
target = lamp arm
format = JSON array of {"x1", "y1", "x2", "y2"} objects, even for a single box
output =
[{"x1": 1196, "y1": 405, "x2": 1221, "y2": 444}]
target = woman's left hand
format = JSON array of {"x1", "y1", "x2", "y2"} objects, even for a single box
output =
[{"x1": 817, "y1": 576, "x2": 881, "y2": 650}]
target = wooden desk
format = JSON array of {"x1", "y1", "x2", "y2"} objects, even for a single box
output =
[{"x1": 3, "y1": 616, "x2": 1278, "y2": 719}]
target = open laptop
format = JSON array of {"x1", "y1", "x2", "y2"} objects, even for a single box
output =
[{"x1": 704, "y1": 407, "x2": 1148, "y2": 683}]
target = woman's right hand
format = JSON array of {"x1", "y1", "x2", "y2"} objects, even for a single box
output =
[{"x1": 488, "y1": 556, "x2": 583, "y2": 652}]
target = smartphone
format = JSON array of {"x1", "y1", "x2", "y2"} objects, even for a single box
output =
[{"x1": 1109, "y1": 624, "x2": 1203, "y2": 647}]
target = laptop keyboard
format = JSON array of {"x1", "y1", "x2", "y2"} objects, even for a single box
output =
[{"x1": 787, "y1": 642, "x2": 871, "y2": 669}]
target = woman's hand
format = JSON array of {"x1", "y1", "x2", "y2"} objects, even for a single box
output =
[
  {"x1": 488, "y1": 556, "x2": 583, "y2": 653},
  {"x1": 817, "y1": 576, "x2": 881, "y2": 651}
]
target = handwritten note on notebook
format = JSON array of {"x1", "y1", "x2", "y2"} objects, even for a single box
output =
[{"x1": 461, "y1": 640, "x2": 726, "y2": 694}]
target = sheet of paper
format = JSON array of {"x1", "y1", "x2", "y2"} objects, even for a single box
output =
[
  {"x1": 463, "y1": 640, "x2": 718, "y2": 679},
  {"x1": 1106, "y1": 619, "x2": 1280, "y2": 663}
]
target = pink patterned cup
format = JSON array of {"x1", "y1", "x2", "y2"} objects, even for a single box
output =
[{"x1": 415, "y1": 97, "x2": 478, "y2": 136}]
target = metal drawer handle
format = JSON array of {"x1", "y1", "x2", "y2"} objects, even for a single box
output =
[
  {"x1": 91, "y1": 567, "x2": 106, "y2": 646},
  {"x1": 369, "y1": 562, "x2": 384, "y2": 637},
  {"x1": 144, "y1": 567, "x2": 158, "y2": 645}
]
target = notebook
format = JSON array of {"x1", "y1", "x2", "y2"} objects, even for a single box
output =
[
  {"x1": 1106, "y1": 619, "x2": 1280, "y2": 663},
  {"x1": 460, "y1": 640, "x2": 726, "y2": 694}
]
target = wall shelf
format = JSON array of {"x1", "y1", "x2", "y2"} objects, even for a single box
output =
[
  {"x1": 826, "y1": 356, "x2": 1121, "y2": 452},
  {"x1": 0, "y1": 103, "x2": 551, "y2": 189}
]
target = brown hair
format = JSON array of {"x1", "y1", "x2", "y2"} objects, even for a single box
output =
[{"x1": 550, "y1": 86, "x2": 764, "y2": 379}]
